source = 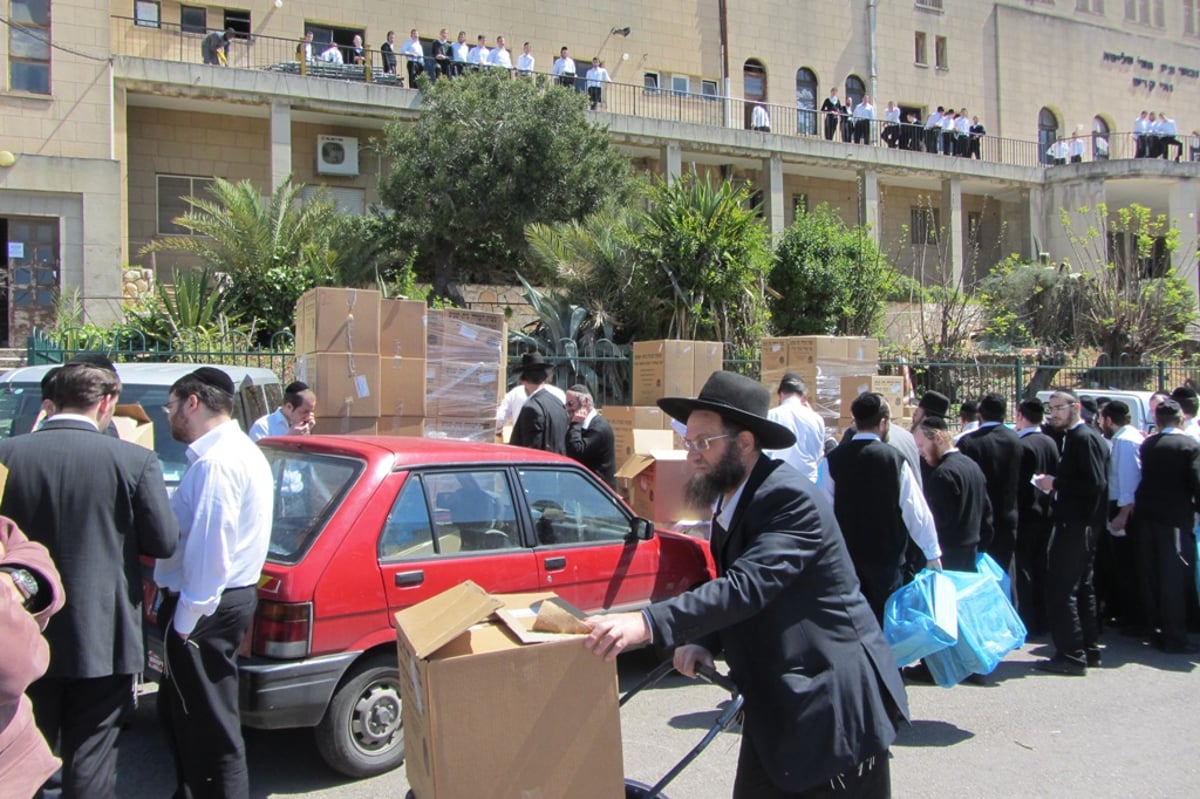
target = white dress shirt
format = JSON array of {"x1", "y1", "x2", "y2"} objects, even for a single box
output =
[
  {"x1": 953, "y1": 420, "x2": 980, "y2": 443},
  {"x1": 489, "y1": 46, "x2": 512, "y2": 69},
  {"x1": 468, "y1": 45, "x2": 489, "y2": 65},
  {"x1": 751, "y1": 105, "x2": 771, "y2": 129},
  {"x1": 1069, "y1": 138, "x2": 1086, "y2": 158},
  {"x1": 451, "y1": 41, "x2": 470, "y2": 63},
  {"x1": 586, "y1": 65, "x2": 611, "y2": 89},
  {"x1": 551, "y1": 56, "x2": 576, "y2": 77},
  {"x1": 517, "y1": 53, "x2": 535, "y2": 73},
  {"x1": 248, "y1": 408, "x2": 289, "y2": 442},
  {"x1": 822, "y1": 432, "x2": 942, "y2": 560},
  {"x1": 854, "y1": 102, "x2": 875, "y2": 120},
  {"x1": 495, "y1": 383, "x2": 567, "y2": 432},
  {"x1": 764, "y1": 396, "x2": 825, "y2": 485},
  {"x1": 155, "y1": 419, "x2": 274, "y2": 635},
  {"x1": 1107, "y1": 424, "x2": 1143, "y2": 507},
  {"x1": 885, "y1": 106, "x2": 900, "y2": 123},
  {"x1": 400, "y1": 39, "x2": 424, "y2": 60}
]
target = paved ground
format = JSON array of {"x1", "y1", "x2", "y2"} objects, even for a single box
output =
[{"x1": 115, "y1": 631, "x2": 1199, "y2": 798}]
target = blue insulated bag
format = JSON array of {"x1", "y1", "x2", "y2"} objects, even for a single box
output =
[{"x1": 882, "y1": 570, "x2": 958, "y2": 668}]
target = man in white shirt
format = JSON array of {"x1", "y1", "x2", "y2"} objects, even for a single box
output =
[
  {"x1": 764, "y1": 373, "x2": 825, "y2": 485},
  {"x1": 156, "y1": 367, "x2": 274, "y2": 798},
  {"x1": 248, "y1": 381, "x2": 316, "y2": 442},
  {"x1": 495, "y1": 380, "x2": 566, "y2": 439},
  {"x1": 1046, "y1": 137, "x2": 1070, "y2": 165},
  {"x1": 1133, "y1": 111, "x2": 1150, "y2": 158},
  {"x1": 881, "y1": 101, "x2": 900, "y2": 148},
  {"x1": 924, "y1": 105, "x2": 944, "y2": 153},
  {"x1": 516, "y1": 41, "x2": 535, "y2": 75},
  {"x1": 551, "y1": 46, "x2": 577, "y2": 88},
  {"x1": 853, "y1": 94, "x2": 875, "y2": 144},
  {"x1": 1097, "y1": 400, "x2": 1143, "y2": 631},
  {"x1": 467, "y1": 34, "x2": 490, "y2": 69},
  {"x1": 954, "y1": 108, "x2": 971, "y2": 156},
  {"x1": 451, "y1": 30, "x2": 470, "y2": 76},
  {"x1": 488, "y1": 35, "x2": 512, "y2": 70},
  {"x1": 750, "y1": 103, "x2": 771, "y2": 132},
  {"x1": 585, "y1": 57, "x2": 611, "y2": 110},
  {"x1": 400, "y1": 28, "x2": 425, "y2": 86},
  {"x1": 940, "y1": 109, "x2": 956, "y2": 156},
  {"x1": 1068, "y1": 133, "x2": 1086, "y2": 163},
  {"x1": 318, "y1": 43, "x2": 343, "y2": 64},
  {"x1": 1157, "y1": 112, "x2": 1183, "y2": 161}
]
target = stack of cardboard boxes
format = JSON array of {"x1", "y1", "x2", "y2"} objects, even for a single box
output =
[
  {"x1": 294, "y1": 288, "x2": 505, "y2": 441},
  {"x1": 759, "y1": 335, "x2": 886, "y2": 433}
]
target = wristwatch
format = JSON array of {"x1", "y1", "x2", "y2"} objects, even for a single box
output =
[{"x1": 0, "y1": 565, "x2": 39, "y2": 608}]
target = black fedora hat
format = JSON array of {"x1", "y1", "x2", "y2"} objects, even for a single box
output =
[
  {"x1": 917, "y1": 390, "x2": 950, "y2": 419},
  {"x1": 511, "y1": 352, "x2": 554, "y2": 376},
  {"x1": 658, "y1": 371, "x2": 796, "y2": 450}
]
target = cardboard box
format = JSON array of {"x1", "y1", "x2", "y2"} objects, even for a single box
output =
[
  {"x1": 295, "y1": 287, "x2": 381, "y2": 355},
  {"x1": 427, "y1": 309, "x2": 507, "y2": 360},
  {"x1": 296, "y1": 352, "x2": 381, "y2": 417},
  {"x1": 839, "y1": 375, "x2": 904, "y2": 409},
  {"x1": 610, "y1": 419, "x2": 675, "y2": 464},
  {"x1": 111, "y1": 403, "x2": 155, "y2": 450},
  {"x1": 379, "y1": 356, "x2": 427, "y2": 418},
  {"x1": 426, "y1": 417, "x2": 496, "y2": 442},
  {"x1": 693, "y1": 340, "x2": 724, "y2": 388},
  {"x1": 310, "y1": 415, "x2": 378, "y2": 436},
  {"x1": 633, "y1": 340, "x2": 723, "y2": 406},
  {"x1": 396, "y1": 582, "x2": 623, "y2": 799},
  {"x1": 379, "y1": 298, "x2": 428, "y2": 359},
  {"x1": 615, "y1": 449, "x2": 696, "y2": 524},
  {"x1": 426, "y1": 360, "x2": 501, "y2": 419}
]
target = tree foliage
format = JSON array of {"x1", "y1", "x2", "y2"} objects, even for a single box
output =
[
  {"x1": 769, "y1": 203, "x2": 902, "y2": 337},
  {"x1": 379, "y1": 70, "x2": 632, "y2": 303}
]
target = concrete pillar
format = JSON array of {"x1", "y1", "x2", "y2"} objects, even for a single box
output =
[
  {"x1": 1167, "y1": 180, "x2": 1199, "y2": 302},
  {"x1": 662, "y1": 142, "x2": 682, "y2": 185},
  {"x1": 269, "y1": 102, "x2": 292, "y2": 193},
  {"x1": 112, "y1": 83, "x2": 129, "y2": 268},
  {"x1": 857, "y1": 169, "x2": 879, "y2": 245},
  {"x1": 941, "y1": 177, "x2": 963, "y2": 287},
  {"x1": 763, "y1": 153, "x2": 785, "y2": 235}
]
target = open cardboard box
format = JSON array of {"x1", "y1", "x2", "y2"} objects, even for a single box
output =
[
  {"x1": 395, "y1": 581, "x2": 623, "y2": 799},
  {"x1": 615, "y1": 448, "x2": 695, "y2": 525},
  {"x1": 111, "y1": 404, "x2": 154, "y2": 450}
]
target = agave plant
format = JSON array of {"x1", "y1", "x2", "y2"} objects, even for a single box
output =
[{"x1": 125, "y1": 268, "x2": 241, "y2": 347}]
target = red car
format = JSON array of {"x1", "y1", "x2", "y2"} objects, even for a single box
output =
[{"x1": 145, "y1": 435, "x2": 713, "y2": 778}]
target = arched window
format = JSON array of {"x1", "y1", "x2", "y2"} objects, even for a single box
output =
[
  {"x1": 1092, "y1": 115, "x2": 1110, "y2": 160},
  {"x1": 743, "y1": 59, "x2": 767, "y2": 129},
  {"x1": 844, "y1": 74, "x2": 865, "y2": 107},
  {"x1": 796, "y1": 68, "x2": 818, "y2": 135},
  {"x1": 1038, "y1": 107, "x2": 1059, "y2": 165}
]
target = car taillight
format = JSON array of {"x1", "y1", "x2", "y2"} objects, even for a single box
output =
[{"x1": 252, "y1": 601, "x2": 312, "y2": 658}]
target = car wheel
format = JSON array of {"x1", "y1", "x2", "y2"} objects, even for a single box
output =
[{"x1": 315, "y1": 655, "x2": 405, "y2": 778}]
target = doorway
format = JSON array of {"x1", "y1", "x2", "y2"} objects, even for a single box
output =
[{"x1": 4, "y1": 216, "x2": 60, "y2": 347}]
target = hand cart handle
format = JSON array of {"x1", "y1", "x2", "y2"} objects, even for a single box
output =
[{"x1": 694, "y1": 662, "x2": 738, "y2": 696}]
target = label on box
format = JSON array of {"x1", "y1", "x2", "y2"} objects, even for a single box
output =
[{"x1": 355, "y1": 375, "x2": 370, "y2": 398}]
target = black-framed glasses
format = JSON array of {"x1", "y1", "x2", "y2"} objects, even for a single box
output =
[
  {"x1": 1047, "y1": 402, "x2": 1075, "y2": 412},
  {"x1": 681, "y1": 433, "x2": 732, "y2": 452}
]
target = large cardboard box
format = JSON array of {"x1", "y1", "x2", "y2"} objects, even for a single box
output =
[
  {"x1": 693, "y1": 340, "x2": 724, "y2": 387},
  {"x1": 295, "y1": 287, "x2": 381, "y2": 355},
  {"x1": 839, "y1": 375, "x2": 904, "y2": 410},
  {"x1": 426, "y1": 360, "x2": 501, "y2": 419},
  {"x1": 427, "y1": 308, "x2": 507, "y2": 360},
  {"x1": 632, "y1": 340, "x2": 724, "y2": 406},
  {"x1": 310, "y1": 416, "x2": 378, "y2": 436},
  {"x1": 296, "y1": 352, "x2": 381, "y2": 417},
  {"x1": 379, "y1": 298, "x2": 428, "y2": 359},
  {"x1": 379, "y1": 356, "x2": 427, "y2": 418},
  {"x1": 604, "y1": 406, "x2": 669, "y2": 460},
  {"x1": 111, "y1": 404, "x2": 155, "y2": 450},
  {"x1": 615, "y1": 449, "x2": 697, "y2": 523},
  {"x1": 396, "y1": 582, "x2": 623, "y2": 799}
]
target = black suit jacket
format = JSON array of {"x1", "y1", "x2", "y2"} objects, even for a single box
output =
[
  {"x1": 510, "y1": 388, "x2": 569, "y2": 455},
  {"x1": 1053, "y1": 422, "x2": 1109, "y2": 527},
  {"x1": 565, "y1": 414, "x2": 616, "y2": 489},
  {"x1": 0, "y1": 419, "x2": 178, "y2": 678},
  {"x1": 957, "y1": 424, "x2": 1021, "y2": 549},
  {"x1": 1017, "y1": 430, "x2": 1058, "y2": 526},
  {"x1": 1135, "y1": 431, "x2": 1200, "y2": 528},
  {"x1": 924, "y1": 451, "x2": 993, "y2": 553},
  {"x1": 646, "y1": 455, "x2": 907, "y2": 792}
]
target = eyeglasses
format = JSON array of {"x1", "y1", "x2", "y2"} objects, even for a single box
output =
[
  {"x1": 681, "y1": 433, "x2": 732, "y2": 452},
  {"x1": 162, "y1": 400, "x2": 179, "y2": 414},
  {"x1": 1047, "y1": 402, "x2": 1075, "y2": 412}
]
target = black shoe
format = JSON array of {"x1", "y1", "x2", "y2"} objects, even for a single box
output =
[
  {"x1": 1086, "y1": 650, "x2": 1102, "y2": 668},
  {"x1": 901, "y1": 663, "x2": 935, "y2": 684},
  {"x1": 1033, "y1": 658, "x2": 1087, "y2": 676},
  {"x1": 964, "y1": 673, "x2": 988, "y2": 686}
]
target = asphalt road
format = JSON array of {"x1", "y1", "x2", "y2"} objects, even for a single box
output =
[{"x1": 115, "y1": 632, "x2": 1199, "y2": 798}]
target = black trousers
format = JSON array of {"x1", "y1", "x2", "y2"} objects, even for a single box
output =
[
  {"x1": 823, "y1": 113, "x2": 838, "y2": 141},
  {"x1": 587, "y1": 86, "x2": 602, "y2": 109},
  {"x1": 1096, "y1": 502, "x2": 1143, "y2": 627},
  {"x1": 924, "y1": 128, "x2": 939, "y2": 153},
  {"x1": 29, "y1": 673, "x2": 133, "y2": 799},
  {"x1": 733, "y1": 734, "x2": 891, "y2": 798},
  {"x1": 1047, "y1": 521, "x2": 1100, "y2": 665},
  {"x1": 406, "y1": 59, "x2": 424, "y2": 87},
  {"x1": 1015, "y1": 517, "x2": 1052, "y2": 634},
  {"x1": 158, "y1": 587, "x2": 257, "y2": 799},
  {"x1": 1139, "y1": 521, "x2": 1194, "y2": 647},
  {"x1": 941, "y1": 544, "x2": 977, "y2": 573},
  {"x1": 985, "y1": 526, "x2": 1015, "y2": 584}
]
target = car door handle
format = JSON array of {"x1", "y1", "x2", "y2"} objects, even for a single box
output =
[
  {"x1": 544, "y1": 556, "x2": 566, "y2": 571},
  {"x1": 395, "y1": 571, "x2": 425, "y2": 587}
]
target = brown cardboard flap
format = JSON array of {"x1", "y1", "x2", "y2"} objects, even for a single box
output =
[
  {"x1": 394, "y1": 580, "x2": 503, "y2": 659},
  {"x1": 531, "y1": 597, "x2": 591, "y2": 634},
  {"x1": 114, "y1": 403, "x2": 153, "y2": 424}
]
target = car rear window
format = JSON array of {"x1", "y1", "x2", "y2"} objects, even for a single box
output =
[{"x1": 261, "y1": 448, "x2": 363, "y2": 563}]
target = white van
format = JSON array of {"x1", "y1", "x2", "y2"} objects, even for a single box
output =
[
  {"x1": 0, "y1": 363, "x2": 283, "y2": 486},
  {"x1": 1034, "y1": 389, "x2": 1156, "y2": 434}
]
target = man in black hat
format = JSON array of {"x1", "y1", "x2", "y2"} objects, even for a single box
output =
[
  {"x1": 956, "y1": 392, "x2": 1021, "y2": 574},
  {"x1": 0, "y1": 358, "x2": 178, "y2": 797},
  {"x1": 1033, "y1": 390, "x2": 1109, "y2": 676},
  {"x1": 1169, "y1": 385, "x2": 1200, "y2": 440},
  {"x1": 824, "y1": 392, "x2": 941, "y2": 621},
  {"x1": 156, "y1": 367, "x2": 274, "y2": 797},
  {"x1": 1134, "y1": 399, "x2": 1200, "y2": 653},
  {"x1": 584, "y1": 371, "x2": 908, "y2": 797},
  {"x1": 1014, "y1": 398, "x2": 1058, "y2": 634},
  {"x1": 916, "y1": 416, "x2": 993, "y2": 571},
  {"x1": 508, "y1": 353, "x2": 569, "y2": 455},
  {"x1": 911, "y1": 390, "x2": 950, "y2": 430}
]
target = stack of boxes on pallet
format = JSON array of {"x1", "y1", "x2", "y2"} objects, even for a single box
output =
[
  {"x1": 294, "y1": 288, "x2": 505, "y2": 440},
  {"x1": 759, "y1": 335, "x2": 898, "y2": 432}
]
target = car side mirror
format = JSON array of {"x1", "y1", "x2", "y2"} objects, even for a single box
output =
[{"x1": 628, "y1": 517, "x2": 655, "y2": 542}]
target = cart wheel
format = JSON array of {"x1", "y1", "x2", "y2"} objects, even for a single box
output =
[{"x1": 624, "y1": 779, "x2": 669, "y2": 799}]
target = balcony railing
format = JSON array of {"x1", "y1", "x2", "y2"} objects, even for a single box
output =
[{"x1": 111, "y1": 16, "x2": 1200, "y2": 172}]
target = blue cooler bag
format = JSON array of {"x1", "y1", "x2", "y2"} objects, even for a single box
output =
[
  {"x1": 882, "y1": 570, "x2": 958, "y2": 667},
  {"x1": 927, "y1": 569, "x2": 1027, "y2": 687},
  {"x1": 975, "y1": 552, "x2": 1012, "y2": 601}
]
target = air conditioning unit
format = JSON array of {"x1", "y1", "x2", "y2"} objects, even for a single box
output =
[{"x1": 316, "y1": 135, "x2": 359, "y2": 176}]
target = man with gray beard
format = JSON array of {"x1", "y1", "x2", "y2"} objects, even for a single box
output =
[{"x1": 584, "y1": 372, "x2": 907, "y2": 797}]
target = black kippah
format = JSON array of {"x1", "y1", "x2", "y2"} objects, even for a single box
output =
[
  {"x1": 920, "y1": 416, "x2": 949, "y2": 432},
  {"x1": 285, "y1": 380, "x2": 310, "y2": 394},
  {"x1": 190, "y1": 366, "x2": 235, "y2": 395},
  {"x1": 67, "y1": 353, "x2": 117, "y2": 373}
]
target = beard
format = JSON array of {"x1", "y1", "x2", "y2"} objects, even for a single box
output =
[{"x1": 684, "y1": 441, "x2": 748, "y2": 512}]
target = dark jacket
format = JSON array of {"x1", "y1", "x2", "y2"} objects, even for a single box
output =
[
  {"x1": 1017, "y1": 430, "x2": 1058, "y2": 527},
  {"x1": 565, "y1": 414, "x2": 616, "y2": 489},
  {"x1": 0, "y1": 419, "x2": 178, "y2": 678},
  {"x1": 956, "y1": 423, "x2": 1021, "y2": 550},
  {"x1": 923, "y1": 450, "x2": 993, "y2": 560},
  {"x1": 1052, "y1": 422, "x2": 1109, "y2": 527},
  {"x1": 510, "y1": 387, "x2": 569, "y2": 455},
  {"x1": 1135, "y1": 430, "x2": 1200, "y2": 528},
  {"x1": 645, "y1": 455, "x2": 907, "y2": 793}
]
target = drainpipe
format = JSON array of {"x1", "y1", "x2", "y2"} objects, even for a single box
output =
[
  {"x1": 868, "y1": 0, "x2": 878, "y2": 101},
  {"x1": 719, "y1": 0, "x2": 730, "y2": 127}
]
